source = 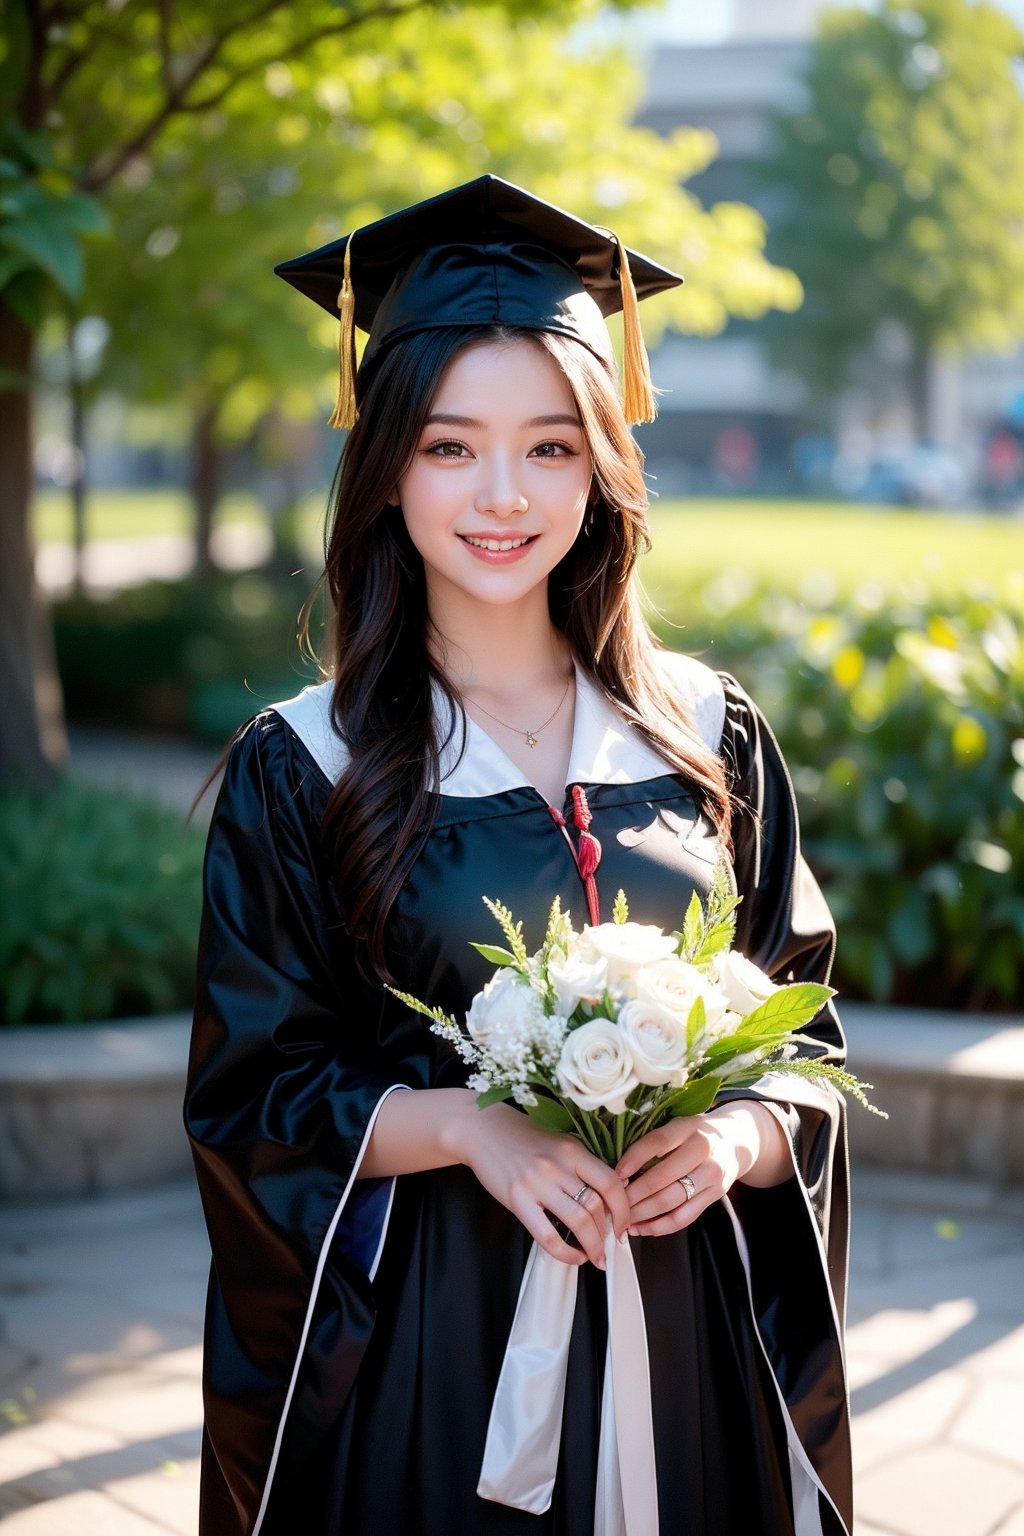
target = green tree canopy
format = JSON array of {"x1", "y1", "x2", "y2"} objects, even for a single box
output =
[
  {"x1": 759, "y1": 0, "x2": 1024, "y2": 405},
  {"x1": 0, "y1": 0, "x2": 800, "y2": 786},
  {"x1": 86, "y1": 9, "x2": 800, "y2": 442}
]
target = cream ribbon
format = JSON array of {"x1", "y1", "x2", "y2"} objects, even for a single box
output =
[{"x1": 477, "y1": 1221, "x2": 659, "y2": 1536}]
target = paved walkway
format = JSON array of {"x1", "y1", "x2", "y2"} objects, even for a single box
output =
[
  {"x1": 1, "y1": 1168, "x2": 1022, "y2": 1534},
  {"x1": 37, "y1": 525, "x2": 273, "y2": 598},
  {"x1": 67, "y1": 726, "x2": 224, "y2": 829}
]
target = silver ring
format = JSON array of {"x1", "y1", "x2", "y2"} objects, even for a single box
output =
[
  {"x1": 678, "y1": 1174, "x2": 696, "y2": 1202},
  {"x1": 572, "y1": 1183, "x2": 591, "y2": 1204}
]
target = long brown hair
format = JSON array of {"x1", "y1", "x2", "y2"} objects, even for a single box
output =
[{"x1": 305, "y1": 324, "x2": 731, "y2": 982}]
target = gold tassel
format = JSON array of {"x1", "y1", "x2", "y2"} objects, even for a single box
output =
[
  {"x1": 613, "y1": 233, "x2": 658, "y2": 425},
  {"x1": 327, "y1": 234, "x2": 358, "y2": 430}
]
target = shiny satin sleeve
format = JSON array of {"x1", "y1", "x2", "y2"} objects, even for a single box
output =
[
  {"x1": 713, "y1": 674, "x2": 854, "y2": 1530},
  {"x1": 715, "y1": 672, "x2": 851, "y2": 1297},
  {"x1": 184, "y1": 713, "x2": 410, "y2": 1536}
]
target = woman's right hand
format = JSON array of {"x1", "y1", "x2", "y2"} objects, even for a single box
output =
[{"x1": 450, "y1": 1099, "x2": 631, "y2": 1270}]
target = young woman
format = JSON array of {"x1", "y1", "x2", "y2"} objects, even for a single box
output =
[{"x1": 185, "y1": 176, "x2": 852, "y2": 1536}]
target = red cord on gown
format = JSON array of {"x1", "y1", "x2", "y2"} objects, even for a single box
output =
[{"x1": 547, "y1": 786, "x2": 602, "y2": 925}]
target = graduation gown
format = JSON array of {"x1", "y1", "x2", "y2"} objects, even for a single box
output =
[{"x1": 184, "y1": 652, "x2": 853, "y2": 1536}]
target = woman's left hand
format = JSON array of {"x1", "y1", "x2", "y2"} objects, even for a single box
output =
[{"x1": 614, "y1": 1101, "x2": 792, "y2": 1237}]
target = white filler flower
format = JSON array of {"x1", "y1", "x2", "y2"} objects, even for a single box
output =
[
  {"x1": 578, "y1": 922, "x2": 678, "y2": 995},
  {"x1": 466, "y1": 969, "x2": 565, "y2": 1078},
  {"x1": 556, "y1": 1018, "x2": 639, "y2": 1112},
  {"x1": 616, "y1": 999, "x2": 691, "y2": 1087}
]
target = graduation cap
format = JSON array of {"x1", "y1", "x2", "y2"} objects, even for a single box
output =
[{"x1": 274, "y1": 174, "x2": 683, "y2": 431}]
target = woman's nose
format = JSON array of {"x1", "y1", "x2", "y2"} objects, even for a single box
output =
[{"x1": 474, "y1": 458, "x2": 529, "y2": 518}]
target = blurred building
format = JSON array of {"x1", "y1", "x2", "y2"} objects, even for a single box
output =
[{"x1": 637, "y1": 0, "x2": 1024, "y2": 502}]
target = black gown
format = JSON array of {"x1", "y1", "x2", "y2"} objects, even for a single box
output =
[{"x1": 184, "y1": 652, "x2": 853, "y2": 1536}]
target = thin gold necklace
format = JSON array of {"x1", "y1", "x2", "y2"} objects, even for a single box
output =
[{"x1": 467, "y1": 672, "x2": 574, "y2": 749}]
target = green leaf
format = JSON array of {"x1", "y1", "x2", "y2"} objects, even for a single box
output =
[
  {"x1": 679, "y1": 890, "x2": 704, "y2": 960},
  {"x1": 738, "y1": 983, "x2": 835, "y2": 1038},
  {"x1": 691, "y1": 900, "x2": 743, "y2": 967},
  {"x1": 660, "y1": 1076, "x2": 721, "y2": 1117},
  {"x1": 612, "y1": 888, "x2": 629, "y2": 925},
  {"x1": 0, "y1": 267, "x2": 44, "y2": 327},
  {"x1": 524, "y1": 1095, "x2": 575, "y2": 1132},
  {"x1": 1, "y1": 120, "x2": 50, "y2": 171},
  {"x1": 468, "y1": 942, "x2": 518, "y2": 967},
  {"x1": 1, "y1": 212, "x2": 83, "y2": 297},
  {"x1": 0, "y1": 247, "x2": 30, "y2": 290},
  {"x1": 60, "y1": 191, "x2": 109, "y2": 236},
  {"x1": 686, "y1": 992, "x2": 706, "y2": 1052},
  {"x1": 703, "y1": 1031, "x2": 767, "y2": 1066},
  {"x1": 476, "y1": 1084, "x2": 513, "y2": 1108}
]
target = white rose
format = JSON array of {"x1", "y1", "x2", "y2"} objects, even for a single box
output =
[
  {"x1": 556, "y1": 1018, "x2": 639, "y2": 1113},
  {"x1": 712, "y1": 951, "x2": 779, "y2": 1020},
  {"x1": 636, "y1": 957, "x2": 730, "y2": 1034},
  {"x1": 466, "y1": 969, "x2": 547, "y2": 1055},
  {"x1": 578, "y1": 922, "x2": 678, "y2": 995},
  {"x1": 616, "y1": 999, "x2": 691, "y2": 1087},
  {"x1": 546, "y1": 943, "x2": 609, "y2": 1017}
]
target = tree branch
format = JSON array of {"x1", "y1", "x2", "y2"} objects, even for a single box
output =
[
  {"x1": 177, "y1": 0, "x2": 427, "y2": 116},
  {"x1": 43, "y1": 43, "x2": 92, "y2": 107},
  {"x1": 37, "y1": 0, "x2": 91, "y2": 23},
  {"x1": 78, "y1": 0, "x2": 428, "y2": 191},
  {"x1": 42, "y1": 15, "x2": 154, "y2": 114},
  {"x1": 79, "y1": 0, "x2": 296, "y2": 190},
  {"x1": 18, "y1": 0, "x2": 50, "y2": 128}
]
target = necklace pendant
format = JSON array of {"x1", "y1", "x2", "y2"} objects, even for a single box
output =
[{"x1": 525, "y1": 731, "x2": 538, "y2": 748}]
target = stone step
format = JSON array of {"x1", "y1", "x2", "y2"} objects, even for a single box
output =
[
  {"x1": 843, "y1": 1002, "x2": 1024, "y2": 1186},
  {"x1": 1, "y1": 1005, "x2": 1022, "y2": 1200},
  {"x1": 0, "y1": 1016, "x2": 193, "y2": 1201}
]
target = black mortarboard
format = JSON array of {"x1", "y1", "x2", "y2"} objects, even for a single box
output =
[{"x1": 274, "y1": 174, "x2": 683, "y2": 430}]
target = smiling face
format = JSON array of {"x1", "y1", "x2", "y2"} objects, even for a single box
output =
[{"x1": 396, "y1": 337, "x2": 594, "y2": 621}]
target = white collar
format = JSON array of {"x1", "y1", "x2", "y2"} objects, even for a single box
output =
[
  {"x1": 434, "y1": 660, "x2": 675, "y2": 799},
  {"x1": 270, "y1": 652, "x2": 725, "y2": 798}
]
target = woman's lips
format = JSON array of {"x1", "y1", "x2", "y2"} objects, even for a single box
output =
[{"x1": 457, "y1": 532, "x2": 539, "y2": 563}]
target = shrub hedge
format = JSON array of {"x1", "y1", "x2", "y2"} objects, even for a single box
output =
[
  {"x1": 651, "y1": 575, "x2": 1024, "y2": 1012},
  {"x1": 54, "y1": 573, "x2": 321, "y2": 741},
  {"x1": 0, "y1": 779, "x2": 205, "y2": 1024},
  {"x1": 46, "y1": 569, "x2": 1024, "y2": 1016}
]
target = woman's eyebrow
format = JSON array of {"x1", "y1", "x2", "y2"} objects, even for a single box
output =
[{"x1": 424, "y1": 412, "x2": 583, "y2": 428}]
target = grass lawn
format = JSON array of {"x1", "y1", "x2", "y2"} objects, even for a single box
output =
[
  {"x1": 33, "y1": 487, "x2": 267, "y2": 545},
  {"x1": 644, "y1": 499, "x2": 1024, "y2": 600},
  {"x1": 34, "y1": 488, "x2": 1024, "y2": 599}
]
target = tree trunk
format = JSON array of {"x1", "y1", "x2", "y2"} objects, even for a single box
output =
[
  {"x1": 191, "y1": 403, "x2": 220, "y2": 583},
  {"x1": 70, "y1": 362, "x2": 88, "y2": 597},
  {"x1": 0, "y1": 299, "x2": 68, "y2": 789}
]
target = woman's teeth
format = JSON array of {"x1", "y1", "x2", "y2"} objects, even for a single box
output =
[{"x1": 461, "y1": 535, "x2": 533, "y2": 551}]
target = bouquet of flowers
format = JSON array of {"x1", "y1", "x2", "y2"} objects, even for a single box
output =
[
  {"x1": 390, "y1": 870, "x2": 880, "y2": 1532},
  {"x1": 390, "y1": 865, "x2": 883, "y2": 1165}
]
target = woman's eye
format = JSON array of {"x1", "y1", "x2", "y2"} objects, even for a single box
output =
[
  {"x1": 531, "y1": 441, "x2": 575, "y2": 459},
  {"x1": 426, "y1": 439, "x2": 468, "y2": 458}
]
